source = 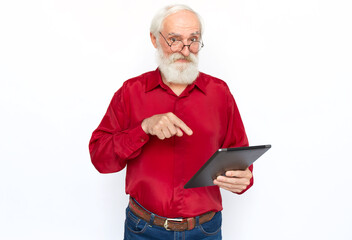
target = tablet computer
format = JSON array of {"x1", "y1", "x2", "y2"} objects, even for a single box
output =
[{"x1": 184, "y1": 145, "x2": 271, "y2": 189}]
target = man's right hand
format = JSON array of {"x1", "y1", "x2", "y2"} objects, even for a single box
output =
[{"x1": 141, "y1": 112, "x2": 193, "y2": 140}]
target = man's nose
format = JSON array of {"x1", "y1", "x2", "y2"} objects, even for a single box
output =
[{"x1": 180, "y1": 43, "x2": 190, "y2": 57}]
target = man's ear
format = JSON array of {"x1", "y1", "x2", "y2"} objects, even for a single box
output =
[{"x1": 150, "y1": 32, "x2": 158, "y2": 48}]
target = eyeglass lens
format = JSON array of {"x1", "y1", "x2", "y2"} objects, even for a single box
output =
[{"x1": 171, "y1": 41, "x2": 201, "y2": 53}]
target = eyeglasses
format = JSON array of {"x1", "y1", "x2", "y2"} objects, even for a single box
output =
[{"x1": 159, "y1": 32, "x2": 204, "y2": 53}]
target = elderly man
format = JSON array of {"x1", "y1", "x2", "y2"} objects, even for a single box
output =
[{"x1": 89, "y1": 4, "x2": 253, "y2": 240}]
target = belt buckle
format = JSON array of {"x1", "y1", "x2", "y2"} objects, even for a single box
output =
[{"x1": 164, "y1": 218, "x2": 183, "y2": 231}]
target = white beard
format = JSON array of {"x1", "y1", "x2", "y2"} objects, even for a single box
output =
[{"x1": 157, "y1": 47, "x2": 199, "y2": 85}]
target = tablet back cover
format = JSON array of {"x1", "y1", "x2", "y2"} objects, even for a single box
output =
[{"x1": 184, "y1": 145, "x2": 271, "y2": 189}]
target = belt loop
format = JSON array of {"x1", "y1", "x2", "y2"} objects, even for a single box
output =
[
  {"x1": 195, "y1": 216, "x2": 200, "y2": 226},
  {"x1": 148, "y1": 213, "x2": 155, "y2": 226},
  {"x1": 187, "y1": 218, "x2": 195, "y2": 230}
]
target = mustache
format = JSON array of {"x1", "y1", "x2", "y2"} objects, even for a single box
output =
[{"x1": 170, "y1": 53, "x2": 196, "y2": 63}]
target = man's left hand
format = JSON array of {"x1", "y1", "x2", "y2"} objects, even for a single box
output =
[{"x1": 213, "y1": 168, "x2": 252, "y2": 193}]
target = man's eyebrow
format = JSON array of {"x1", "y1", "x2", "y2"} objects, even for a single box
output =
[
  {"x1": 167, "y1": 31, "x2": 201, "y2": 37},
  {"x1": 167, "y1": 32, "x2": 181, "y2": 36},
  {"x1": 190, "y1": 31, "x2": 201, "y2": 36}
]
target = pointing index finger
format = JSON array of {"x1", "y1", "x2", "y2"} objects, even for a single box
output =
[{"x1": 167, "y1": 113, "x2": 193, "y2": 136}]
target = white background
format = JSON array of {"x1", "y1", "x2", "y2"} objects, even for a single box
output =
[{"x1": 1, "y1": 0, "x2": 351, "y2": 239}]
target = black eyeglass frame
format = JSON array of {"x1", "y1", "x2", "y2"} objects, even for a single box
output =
[{"x1": 159, "y1": 32, "x2": 204, "y2": 53}]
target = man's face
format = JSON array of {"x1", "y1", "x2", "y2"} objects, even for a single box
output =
[
  {"x1": 154, "y1": 10, "x2": 201, "y2": 84},
  {"x1": 159, "y1": 10, "x2": 201, "y2": 60}
]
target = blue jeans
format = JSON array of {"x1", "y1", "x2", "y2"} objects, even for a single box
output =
[{"x1": 124, "y1": 206, "x2": 222, "y2": 240}]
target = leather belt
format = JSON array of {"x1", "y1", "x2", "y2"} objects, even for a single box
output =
[{"x1": 129, "y1": 198, "x2": 216, "y2": 231}]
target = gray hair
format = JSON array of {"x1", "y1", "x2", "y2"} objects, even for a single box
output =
[{"x1": 150, "y1": 4, "x2": 203, "y2": 38}]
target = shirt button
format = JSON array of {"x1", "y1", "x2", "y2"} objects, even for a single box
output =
[{"x1": 140, "y1": 138, "x2": 145, "y2": 142}]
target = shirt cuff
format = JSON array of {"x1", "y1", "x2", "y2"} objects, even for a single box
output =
[{"x1": 124, "y1": 123, "x2": 150, "y2": 150}]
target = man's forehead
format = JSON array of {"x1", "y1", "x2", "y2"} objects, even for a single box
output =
[{"x1": 162, "y1": 10, "x2": 200, "y2": 35}]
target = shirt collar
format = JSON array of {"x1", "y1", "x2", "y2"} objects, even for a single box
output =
[
  {"x1": 193, "y1": 73, "x2": 206, "y2": 94},
  {"x1": 145, "y1": 68, "x2": 207, "y2": 95},
  {"x1": 145, "y1": 68, "x2": 163, "y2": 93}
]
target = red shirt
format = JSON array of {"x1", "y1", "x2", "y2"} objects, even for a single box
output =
[{"x1": 89, "y1": 68, "x2": 253, "y2": 218}]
